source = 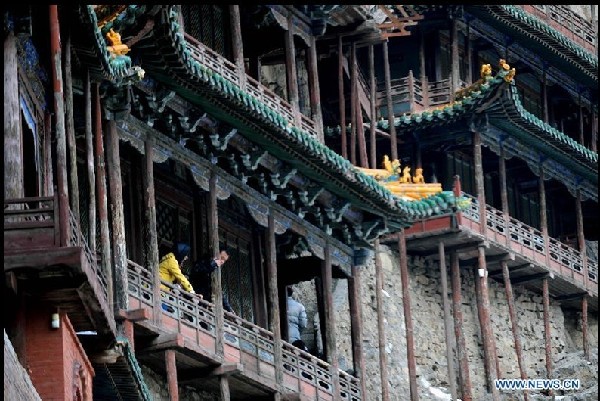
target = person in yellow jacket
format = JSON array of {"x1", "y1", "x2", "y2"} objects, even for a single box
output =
[{"x1": 159, "y1": 242, "x2": 195, "y2": 294}]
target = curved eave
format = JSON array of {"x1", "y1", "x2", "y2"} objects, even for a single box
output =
[
  {"x1": 487, "y1": 85, "x2": 597, "y2": 181},
  {"x1": 126, "y1": 6, "x2": 459, "y2": 226},
  {"x1": 466, "y1": 5, "x2": 598, "y2": 87}
]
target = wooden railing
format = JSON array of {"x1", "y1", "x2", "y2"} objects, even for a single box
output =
[
  {"x1": 126, "y1": 259, "x2": 362, "y2": 400},
  {"x1": 461, "y1": 193, "x2": 598, "y2": 288},
  {"x1": 524, "y1": 5, "x2": 597, "y2": 52},
  {"x1": 184, "y1": 33, "x2": 319, "y2": 138}
]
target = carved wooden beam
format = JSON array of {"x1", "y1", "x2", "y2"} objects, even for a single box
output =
[
  {"x1": 298, "y1": 186, "x2": 324, "y2": 206},
  {"x1": 270, "y1": 165, "x2": 297, "y2": 189},
  {"x1": 325, "y1": 201, "x2": 351, "y2": 223},
  {"x1": 209, "y1": 128, "x2": 238, "y2": 151},
  {"x1": 241, "y1": 149, "x2": 268, "y2": 170}
]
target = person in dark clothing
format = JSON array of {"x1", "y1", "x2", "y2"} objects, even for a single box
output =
[{"x1": 190, "y1": 247, "x2": 234, "y2": 313}]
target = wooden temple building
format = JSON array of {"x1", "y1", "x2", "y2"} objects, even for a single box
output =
[{"x1": 4, "y1": 5, "x2": 597, "y2": 401}]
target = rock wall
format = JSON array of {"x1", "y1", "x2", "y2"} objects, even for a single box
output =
[
  {"x1": 291, "y1": 244, "x2": 599, "y2": 401},
  {"x1": 4, "y1": 330, "x2": 42, "y2": 401},
  {"x1": 141, "y1": 365, "x2": 217, "y2": 401}
]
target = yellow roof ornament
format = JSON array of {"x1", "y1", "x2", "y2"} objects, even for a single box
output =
[
  {"x1": 106, "y1": 28, "x2": 130, "y2": 57},
  {"x1": 357, "y1": 156, "x2": 442, "y2": 201}
]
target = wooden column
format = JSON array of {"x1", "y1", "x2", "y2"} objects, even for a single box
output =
[
  {"x1": 539, "y1": 167, "x2": 550, "y2": 266},
  {"x1": 369, "y1": 45, "x2": 377, "y2": 169},
  {"x1": 374, "y1": 240, "x2": 390, "y2": 401},
  {"x1": 348, "y1": 265, "x2": 368, "y2": 399},
  {"x1": 575, "y1": 190, "x2": 588, "y2": 290},
  {"x1": 63, "y1": 27, "x2": 80, "y2": 225},
  {"x1": 284, "y1": 16, "x2": 300, "y2": 126},
  {"x1": 50, "y1": 5, "x2": 70, "y2": 246},
  {"x1": 350, "y1": 42, "x2": 357, "y2": 165},
  {"x1": 267, "y1": 213, "x2": 283, "y2": 386},
  {"x1": 84, "y1": 71, "x2": 96, "y2": 252},
  {"x1": 307, "y1": 36, "x2": 324, "y2": 142},
  {"x1": 209, "y1": 171, "x2": 224, "y2": 356},
  {"x1": 322, "y1": 242, "x2": 340, "y2": 400},
  {"x1": 4, "y1": 30, "x2": 24, "y2": 198},
  {"x1": 542, "y1": 278, "x2": 553, "y2": 383},
  {"x1": 44, "y1": 112, "x2": 55, "y2": 196},
  {"x1": 229, "y1": 5, "x2": 245, "y2": 88},
  {"x1": 165, "y1": 350, "x2": 179, "y2": 401},
  {"x1": 473, "y1": 130, "x2": 487, "y2": 234},
  {"x1": 438, "y1": 243, "x2": 457, "y2": 399},
  {"x1": 465, "y1": 20, "x2": 473, "y2": 84},
  {"x1": 582, "y1": 296, "x2": 589, "y2": 361},
  {"x1": 450, "y1": 19, "x2": 460, "y2": 97},
  {"x1": 383, "y1": 41, "x2": 398, "y2": 160},
  {"x1": 356, "y1": 86, "x2": 368, "y2": 167},
  {"x1": 106, "y1": 120, "x2": 128, "y2": 311},
  {"x1": 338, "y1": 36, "x2": 347, "y2": 159},
  {"x1": 94, "y1": 84, "x2": 113, "y2": 304},
  {"x1": 398, "y1": 231, "x2": 418, "y2": 401},
  {"x1": 578, "y1": 93, "x2": 585, "y2": 146},
  {"x1": 143, "y1": 136, "x2": 161, "y2": 323},
  {"x1": 475, "y1": 245, "x2": 499, "y2": 400},
  {"x1": 541, "y1": 65, "x2": 549, "y2": 124},
  {"x1": 591, "y1": 110, "x2": 597, "y2": 152},
  {"x1": 501, "y1": 260, "x2": 529, "y2": 401},
  {"x1": 499, "y1": 144, "x2": 510, "y2": 248},
  {"x1": 419, "y1": 29, "x2": 426, "y2": 82},
  {"x1": 450, "y1": 251, "x2": 473, "y2": 401}
]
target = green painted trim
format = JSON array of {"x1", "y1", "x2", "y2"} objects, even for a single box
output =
[{"x1": 118, "y1": 336, "x2": 153, "y2": 401}]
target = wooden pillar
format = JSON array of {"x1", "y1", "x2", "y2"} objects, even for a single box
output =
[
  {"x1": 267, "y1": 213, "x2": 283, "y2": 386},
  {"x1": 499, "y1": 144, "x2": 510, "y2": 248},
  {"x1": 44, "y1": 111, "x2": 55, "y2": 196},
  {"x1": 307, "y1": 36, "x2": 324, "y2": 142},
  {"x1": 473, "y1": 130, "x2": 487, "y2": 234},
  {"x1": 229, "y1": 5, "x2": 245, "y2": 88},
  {"x1": 541, "y1": 66, "x2": 549, "y2": 124},
  {"x1": 4, "y1": 30, "x2": 24, "y2": 199},
  {"x1": 284, "y1": 16, "x2": 300, "y2": 126},
  {"x1": 475, "y1": 245, "x2": 500, "y2": 400},
  {"x1": 220, "y1": 376, "x2": 230, "y2": 401},
  {"x1": 106, "y1": 120, "x2": 128, "y2": 311},
  {"x1": 165, "y1": 350, "x2": 179, "y2": 401},
  {"x1": 539, "y1": 167, "x2": 550, "y2": 266},
  {"x1": 501, "y1": 260, "x2": 529, "y2": 401},
  {"x1": 356, "y1": 84, "x2": 368, "y2": 167},
  {"x1": 438, "y1": 243, "x2": 457, "y2": 399},
  {"x1": 348, "y1": 265, "x2": 368, "y2": 400},
  {"x1": 94, "y1": 84, "x2": 113, "y2": 304},
  {"x1": 63, "y1": 27, "x2": 80, "y2": 226},
  {"x1": 578, "y1": 93, "x2": 585, "y2": 146},
  {"x1": 374, "y1": 240, "x2": 390, "y2": 401},
  {"x1": 575, "y1": 190, "x2": 588, "y2": 289},
  {"x1": 50, "y1": 5, "x2": 70, "y2": 246},
  {"x1": 450, "y1": 18, "x2": 460, "y2": 97},
  {"x1": 209, "y1": 171, "x2": 224, "y2": 356},
  {"x1": 591, "y1": 110, "x2": 597, "y2": 152},
  {"x1": 338, "y1": 36, "x2": 347, "y2": 159},
  {"x1": 542, "y1": 278, "x2": 553, "y2": 382},
  {"x1": 322, "y1": 242, "x2": 340, "y2": 400},
  {"x1": 465, "y1": 21, "x2": 473, "y2": 84},
  {"x1": 407, "y1": 70, "x2": 415, "y2": 113},
  {"x1": 84, "y1": 71, "x2": 96, "y2": 252},
  {"x1": 582, "y1": 296, "x2": 589, "y2": 361},
  {"x1": 419, "y1": 29, "x2": 426, "y2": 82},
  {"x1": 143, "y1": 136, "x2": 161, "y2": 324},
  {"x1": 383, "y1": 41, "x2": 398, "y2": 160},
  {"x1": 399, "y1": 231, "x2": 419, "y2": 400},
  {"x1": 369, "y1": 45, "x2": 377, "y2": 169},
  {"x1": 450, "y1": 251, "x2": 473, "y2": 401},
  {"x1": 350, "y1": 42, "x2": 358, "y2": 165}
]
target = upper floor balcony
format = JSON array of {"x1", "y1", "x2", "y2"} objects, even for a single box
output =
[
  {"x1": 4, "y1": 195, "x2": 115, "y2": 337},
  {"x1": 127, "y1": 260, "x2": 362, "y2": 401},
  {"x1": 403, "y1": 192, "x2": 598, "y2": 311},
  {"x1": 521, "y1": 5, "x2": 597, "y2": 53}
]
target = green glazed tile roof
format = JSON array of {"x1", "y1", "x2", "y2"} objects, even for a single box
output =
[
  {"x1": 80, "y1": 5, "x2": 468, "y2": 228},
  {"x1": 377, "y1": 66, "x2": 597, "y2": 178}
]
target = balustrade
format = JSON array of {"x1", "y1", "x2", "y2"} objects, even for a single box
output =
[
  {"x1": 461, "y1": 192, "x2": 598, "y2": 286},
  {"x1": 125, "y1": 259, "x2": 362, "y2": 399},
  {"x1": 183, "y1": 33, "x2": 318, "y2": 137},
  {"x1": 528, "y1": 5, "x2": 597, "y2": 50}
]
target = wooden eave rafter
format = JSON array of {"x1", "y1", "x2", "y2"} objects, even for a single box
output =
[{"x1": 376, "y1": 5, "x2": 423, "y2": 39}]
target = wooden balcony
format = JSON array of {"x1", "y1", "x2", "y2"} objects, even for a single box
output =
[
  {"x1": 127, "y1": 260, "x2": 362, "y2": 400},
  {"x1": 4, "y1": 196, "x2": 115, "y2": 337},
  {"x1": 403, "y1": 193, "x2": 598, "y2": 312},
  {"x1": 183, "y1": 33, "x2": 320, "y2": 139}
]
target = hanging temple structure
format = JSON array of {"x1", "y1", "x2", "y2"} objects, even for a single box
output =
[{"x1": 3, "y1": 5, "x2": 598, "y2": 401}]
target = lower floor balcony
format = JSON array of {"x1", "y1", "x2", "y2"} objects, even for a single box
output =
[
  {"x1": 127, "y1": 260, "x2": 362, "y2": 401},
  {"x1": 401, "y1": 193, "x2": 598, "y2": 312},
  {"x1": 4, "y1": 195, "x2": 115, "y2": 339}
]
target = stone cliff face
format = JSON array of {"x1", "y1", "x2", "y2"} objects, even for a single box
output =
[{"x1": 293, "y1": 244, "x2": 599, "y2": 401}]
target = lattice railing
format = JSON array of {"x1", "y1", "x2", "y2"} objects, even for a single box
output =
[
  {"x1": 184, "y1": 32, "x2": 318, "y2": 137},
  {"x1": 125, "y1": 259, "x2": 363, "y2": 399},
  {"x1": 461, "y1": 192, "x2": 598, "y2": 284},
  {"x1": 529, "y1": 5, "x2": 597, "y2": 49}
]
